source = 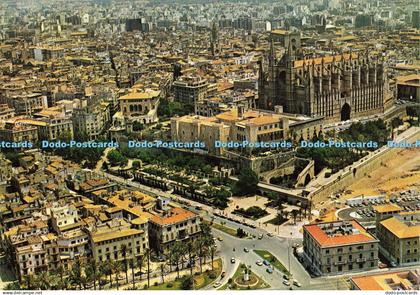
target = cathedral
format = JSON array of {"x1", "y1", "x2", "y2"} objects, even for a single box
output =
[{"x1": 258, "y1": 37, "x2": 394, "y2": 123}]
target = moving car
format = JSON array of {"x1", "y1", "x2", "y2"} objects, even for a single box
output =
[
  {"x1": 293, "y1": 280, "x2": 301, "y2": 287},
  {"x1": 213, "y1": 282, "x2": 222, "y2": 288},
  {"x1": 231, "y1": 257, "x2": 236, "y2": 263},
  {"x1": 244, "y1": 247, "x2": 249, "y2": 253}
]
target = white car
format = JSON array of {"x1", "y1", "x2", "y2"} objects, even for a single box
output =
[
  {"x1": 283, "y1": 280, "x2": 290, "y2": 286},
  {"x1": 213, "y1": 282, "x2": 222, "y2": 288},
  {"x1": 231, "y1": 257, "x2": 236, "y2": 263},
  {"x1": 256, "y1": 260, "x2": 263, "y2": 266},
  {"x1": 293, "y1": 280, "x2": 301, "y2": 287}
]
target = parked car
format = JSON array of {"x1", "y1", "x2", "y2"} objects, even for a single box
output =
[
  {"x1": 266, "y1": 268, "x2": 273, "y2": 274},
  {"x1": 231, "y1": 257, "x2": 236, "y2": 263},
  {"x1": 256, "y1": 260, "x2": 263, "y2": 266},
  {"x1": 283, "y1": 280, "x2": 290, "y2": 286},
  {"x1": 293, "y1": 280, "x2": 301, "y2": 287},
  {"x1": 244, "y1": 247, "x2": 249, "y2": 253}
]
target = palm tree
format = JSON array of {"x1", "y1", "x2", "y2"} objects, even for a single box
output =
[
  {"x1": 209, "y1": 245, "x2": 217, "y2": 271},
  {"x1": 69, "y1": 259, "x2": 83, "y2": 290},
  {"x1": 99, "y1": 261, "x2": 112, "y2": 289},
  {"x1": 85, "y1": 259, "x2": 98, "y2": 290},
  {"x1": 170, "y1": 241, "x2": 185, "y2": 279},
  {"x1": 23, "y1": 274, "x2": 35, "y2": 290},
  {"x1": 130, "y1": 258, "x2": 136, "y2": 290},
  {"x1": 113, "y1": 261, "x2": 122, "y2": 290},
  {"x1": 120, "y1": 244, "x2": 129, "y2": 285},
  {"x1": 145, "y1": 248, "x2": 151, "y2": 287},
  {"x1": 193, "y1": 237, "x2": 205, "y2": 273},
  {"x1": 54, "y1": 263, "x2": 65, "y2": 289},
  {"x1": 136, "y1": 254, "x2": 145, "y2": 281},
  {"x1": 33, "y1": 271, "x2": 52, "y2": 290}
]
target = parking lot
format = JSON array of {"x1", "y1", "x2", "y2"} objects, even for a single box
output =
[{"x1": 338, "y1": 192, "x2": 420, "y2": 222}]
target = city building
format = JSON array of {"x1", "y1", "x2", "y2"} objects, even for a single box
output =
[
  {"x1": 303, "y1": 220, "x2": 379, "y2": 275},
  {"x1": 376, "y1": 211, "x2": 420, "y2": 266},
  {"x1": 88, "y1": 219, "x2": 147, "y2": 264},
  {"x1": 173, "y1": 76, "x2": 208, "y2": 111},
  {"x1": 259, "y1": 43, "x2": 394, "y2": 123},
  {"x1": 119, "y1": 89, "x2": 161, "y2": 125},
  {"x1": 350, "y1": 269, "x2": 420, "y2": 290},
  {"x1": 148, "y1": 207, "x2": 201, "y2": 255}
]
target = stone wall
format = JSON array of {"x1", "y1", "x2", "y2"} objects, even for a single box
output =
[{"x1": 309, "y1": 127, "x2": 420, "y2": 205}]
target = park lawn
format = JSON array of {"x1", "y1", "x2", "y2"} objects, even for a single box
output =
[
  {"x1": 195, "y1": 258, "x2": 222, "y2": 289},
  {"x1": 148, "y1": 258, "x2": 222, "y2": 290},
  {"x1": 254, "y1": 249, "x2": 291, "y2": 276},
  {"x1": 148, "y1": 280, "x2": 183, "y2": 290},
  {"x1": 220, "y1": 263, "x2": 269, "y2": 290},
  {"x1": 210, "y1": 222, "x2": 238, "y2": 237}
]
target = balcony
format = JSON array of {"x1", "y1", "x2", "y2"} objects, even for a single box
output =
[
  {"x1": 356, "y1": 258, "x2": 366, "y2": 263},
  {"x1": 334, "y1": 260, "x2": 347, "y2": 266}
]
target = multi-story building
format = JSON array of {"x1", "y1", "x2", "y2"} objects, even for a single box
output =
[
  {"x1": 72, "y1": 100, "x2": 111, "y2": 140},
  {"x1": 148, "y1": 207, "x2": 201, "y2": 255},
  {"x1": 172, "y1": 105, "x2": 323, "y2": 156},
  {"x1": 0, "y1": 119, "x2": 39, "y2": 143},
  {"x1": 350, "y1": 269, "x2": 420, "y2": 290},
  {"x1": 18, "y1": 111, "x2": 74, "y2": 141},
  {"x1": 303, "y1": 220, "x2": 379, "y2": 276},
  {"x1": 376, "y1": 211, "x2": 420, "y2": 266},
  {"x1": 6, "y1": 93, "x2": 48, "y2": 116},
  {"x1": 0, "y1": 104, "x2": 15, "y2": 121},
  {"x1": 119, "y1": 89, "x2": 160, "y2": 125},
  {"x1": 259, "y1": 38, "x2": 394, "y2": 123},
  {"x1": 173, "y1": 76, "x2": 208, "y2": 111},
  {"x1": 88, "y1": 219, "x2": 147, "y2": 264},
  {"x1": 32, "y1": 46, "x2": 64, "y2": 61}
]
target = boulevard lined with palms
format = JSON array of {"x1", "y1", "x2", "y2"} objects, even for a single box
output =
[{"x1": 10, "y1": 223, "x2": 218, "y2": 290}]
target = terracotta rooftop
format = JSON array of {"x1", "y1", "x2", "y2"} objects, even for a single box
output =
[
  {"x1": 150, "y1": 207, "x2": 197, "y2": 226},
  {"x1": 304, "y1": 220, "x2": 377, "y2": 247}
]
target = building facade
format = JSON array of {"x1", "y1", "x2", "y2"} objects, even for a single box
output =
[
  {"x1": 303, "y1": 220, "x2": 379, "y2": 276},
  {"x1": 148, "y1": 207, "x2": 201, "y2": 255},
  {"x1": 259, "y1": 39, "x2": 393, "y2": 123},
  {"x1": 376, "y1": 211, "x2": 420, "y2": 266}
]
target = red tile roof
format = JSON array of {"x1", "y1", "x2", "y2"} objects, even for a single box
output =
[{"x1": 304, "y1": 220, "x2": 377, "y2": 247}]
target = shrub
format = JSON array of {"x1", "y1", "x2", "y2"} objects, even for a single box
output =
[
  {"x1": 153, "y1": 282, "x2": 158, "y2": 286},
  {"x1": 166, "y1": 282, "x2": 174, "y2": 288},
  {"x1": 208, "y1": 271, "x2": 216, "y2": 279}
]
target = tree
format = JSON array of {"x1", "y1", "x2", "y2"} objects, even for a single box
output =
[
  {"x1": 33, "y1": 271, "x2": 53, "y2": 290},
  {"x1": 209, "y1": 245, "x2": 217, "y2": 271},
  {"x1": 136, "y1": 254, "x2": 145, "y2": 281},
  {"x1": 107, "y1": 150, "x2": 128, "y2": 167},
  {"x1": 143, "y1": 248, "x2": 152, "y2": 287},
  {"x1": 69, "y1": 259, "x2": 83, "y2": 290},
  {"x1": 121, "y1": 244, "x2": 129, "y2": 285},
  {"x1": 132, "y1": 160, "x2": 141, "y2": 170},
  {"x1": 170, "y1": 241, "x2": 186, "y2": 278},
  {"x1": 181, "y1": 275, "x2": 193, "y2": 290},
  {"x1": 100, "y1": 261, "x2": 112, "y2": 288},
  {"x1": 130, "y1": 259, "x2": 136, "y2": 290},
  {"x1": 85, "y1": 259, "x2": 99, "y2": 290},
  {"x1": 113, "y1": 261, "x2": 123, "y2": 290},
  {"x1": 232, "y1": 168, "x2": 259, "y2": 196},
  {"x1": 236, "y1": 228, "x2": 246, "y2": 238}
]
